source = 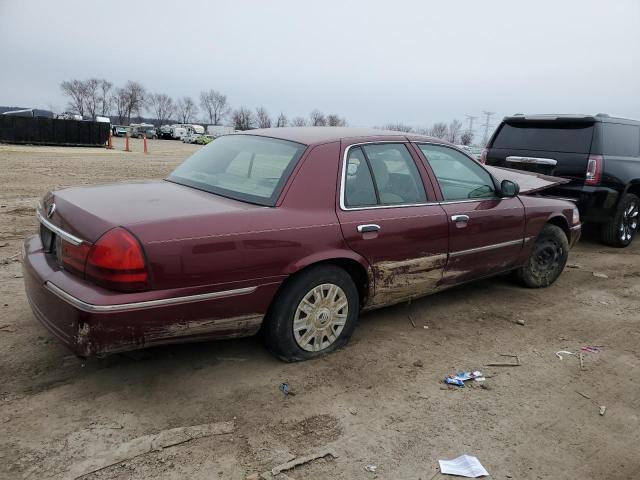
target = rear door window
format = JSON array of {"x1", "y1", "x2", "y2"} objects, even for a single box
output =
[
  {"x1": 602, "y1": 123, "x2": 640, "y2": 156},
  {"x1": 418, "y1": 144, "x2": 496, "y2": 201},
  {"x1": 492, "y1": 123, "x2": 594, "y2": 153},
  {"x1": 343, "y1": 143, "x2": 427, "y2": 208}
]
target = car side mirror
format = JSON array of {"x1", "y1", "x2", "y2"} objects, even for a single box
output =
[{"x1": 500, "y1": 179, "x2": 520, "y2": 197}]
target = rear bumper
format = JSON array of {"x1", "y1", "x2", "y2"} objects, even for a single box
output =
[
  {"x1": 22, "y1": 235, "x2": 280, "y2": 357},
  {"x1": 546, "y1": 185, "x2": 620, "y2": 224}
]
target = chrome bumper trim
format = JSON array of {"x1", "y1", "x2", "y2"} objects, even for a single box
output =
[
  {"x1": 44, "y1": 282, "x2": 257, "y2": 313},
  {"x1": 36, "y1": 208, "x2": 84, "y2": 246},
  {"x1": 450, "y1": 238, "x2": 523, "y2": 258}
]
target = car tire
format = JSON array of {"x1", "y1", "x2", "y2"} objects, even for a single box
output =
[
  {"x1": 515, "y1": 224, "x2": 569, "y2": 288},
  {"x1": 601, "y1": 193, "x2": 639, "y2": 248},
  {"x1": 263, "y1": 265, "x2": 359, "y2": 362}
]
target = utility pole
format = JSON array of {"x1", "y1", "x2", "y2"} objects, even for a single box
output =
[
  {"x1": 465, "y1": 114, "x2": 477, "y2": 136},
  {"x1": 481, "y1": 111, "x2": 495, "y2": 146}
]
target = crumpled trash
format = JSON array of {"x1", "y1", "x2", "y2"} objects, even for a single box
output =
[
  {"x1": 580, "y1": 345, "x2": 602, "y2": 353},
  {"x1": 279, "y1": 383, "x2": 296, "y2": 397},
  {"x1": 444, "y1": 371, "x2": 484, "y2": 387},
  {"x1": 364, "y1": 464, "x2": 377, "y2": 472}
]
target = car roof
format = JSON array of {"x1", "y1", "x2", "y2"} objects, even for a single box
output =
[
  {"x1": 235, "y1": 126, "x2": 447, "y2": 146},
  {"x1": 503, "y1": 113, "x2": 640, "y2": 126}
]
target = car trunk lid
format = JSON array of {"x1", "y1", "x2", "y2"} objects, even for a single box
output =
[{"x1": 40, "y1": 180, "x2": 258, "y2": 244}]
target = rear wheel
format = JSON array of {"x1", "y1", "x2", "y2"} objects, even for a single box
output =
[
  {"x1": 515, "y1": 224, "x2": 569, "y2": 288},
  {"x1": 264, "y1": 265, "x2": 359, "y2": 362},
  {"x1": 601, "y1": 193, "x2": 639, "y2": 248}
]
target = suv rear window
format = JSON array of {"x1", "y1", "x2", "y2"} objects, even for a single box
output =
[
  {"x1": 492, "y1": 123, "x2": 594, "y2": 153},
  {"x1": 602, "y1": 123, "x2": 640, "y2": 157}
]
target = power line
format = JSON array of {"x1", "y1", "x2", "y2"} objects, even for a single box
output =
[{"x1": 481, "y1": 111, "x2": 496, "y2": 146}]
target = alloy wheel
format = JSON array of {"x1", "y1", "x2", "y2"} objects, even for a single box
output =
[
  {"x1": 293, "y1": 283, "x2": 348, "y2": 352},
  {"x1": 619, "y1": 200, "x2": 639, "y2": 243}
]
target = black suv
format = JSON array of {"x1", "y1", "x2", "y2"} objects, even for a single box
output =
[{"x1": 484, "y1": 114, "x2": 640, "y2": 247}]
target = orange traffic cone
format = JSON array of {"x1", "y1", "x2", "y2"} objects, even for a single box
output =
[
  {"x1": 143, "y1": 135, "x2": 148, "y2": 154},
  {"x1": 106, "y1": 132, "x2": 113, "y2": 149},
  {"x1": 124, "y1": 133, "x2": 130, "y2": 152}
]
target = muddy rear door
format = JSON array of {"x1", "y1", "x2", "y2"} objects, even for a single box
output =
[{"x1": 336, "y1": 141, "x2": 448, "y2": 309}]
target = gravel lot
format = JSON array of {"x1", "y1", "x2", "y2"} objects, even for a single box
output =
[{"x1": 0, "y1": 138, "x2": 638, "y2": 480}]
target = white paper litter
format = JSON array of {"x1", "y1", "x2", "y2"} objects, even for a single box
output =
[{"x1": 439, "y1": 454, "x2": 489, "y2": 477}]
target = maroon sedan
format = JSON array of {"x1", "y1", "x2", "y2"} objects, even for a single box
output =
[{"x1": 23, "y1": 128, "x2": 581, "y2": 361}]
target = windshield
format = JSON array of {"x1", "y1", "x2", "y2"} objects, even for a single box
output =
[{"x1": 167, "y1": 135, "x2": 306, "y2": 206}]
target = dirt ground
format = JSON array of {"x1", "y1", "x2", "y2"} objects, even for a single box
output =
[{"x1": 0, "y1": 138, "x2": 638, "y2": 480}]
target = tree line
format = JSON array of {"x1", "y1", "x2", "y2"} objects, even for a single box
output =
[
  {"x1": 60, "y1": 78, "x2": 474, "y2": 143},
  {"x1": 380, "y1": 120, "x2": 474, "y2": 145},
  {"x1": 60, "y1": 78, "x2": 347, "y2": 130}
]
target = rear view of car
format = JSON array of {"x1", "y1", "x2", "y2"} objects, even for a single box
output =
[{"x1": 484, "y1": 114, "x2": 640, "y2": 247}]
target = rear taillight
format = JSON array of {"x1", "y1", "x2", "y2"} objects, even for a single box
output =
[
  {"x1": 585, "y1": 155, "x2": 603, "y2": 186},
  {"x1": 85, "y1": 227, "x2": 149, "y2": 291},
  {"x1": 60, "y1": 239, "x2": 90, "y2": 274},
  {"x1": 479, "y1": 148, "x2": 488, "y2": 164}
]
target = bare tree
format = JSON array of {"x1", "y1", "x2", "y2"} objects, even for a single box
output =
[
  {"x1": 113, "y1": 81, "x2": 146, "y2": 124},
  {"x1": 60, "y1": 79, "x2": 87, "y2": 117},
  {"x1": 199, "y1": 89, "x2": 230, "y2": 125},
  {"x1": 231, "y1": 107, "x2": 254, "y2": 130},
  {"x1": 448, "y1": 119, "x2": 463, "y2": 144},
  {"x1": 309, "y1": 109, "x2": 327, "y2": 126},
  {"x1": 99, "y1": 80, "x2": 114, "y2": 117},
  {"x1": 382, "y1": 123, "x2": 413, "y2": 132},
  {"x1": 255, "y1": 107, "x2": 272, "y2": 128},
  {"x1": 291, "y1": 116, "x2": 308, "y2": 127},
  {"x1": 82, "y1": 78, "x2": 101, "y2": 120},
  {"x1": 460, "y1": 131, "x2": 474, "y2": 146},
  {"x1": 429, "y1": 122, "x2": 448, "y2": 139},
  {"x1": 275, "y1": 112, "x2": 288, "y2": 127},
  {"x1": 176, "y1": 96, "x2": 198, "y2": 124},
  {"x1": 148, "y1": 93, "x2": 175, "y2": 125},
  {"x1": 113, "y1": 89, "x2": 128, "y2": 124},
  {"x1": 327, "y1": 114, "x2": 347, "y2": 127}
]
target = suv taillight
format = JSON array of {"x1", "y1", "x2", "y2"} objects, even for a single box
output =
[
  {"x1": 479, "y1": 148, "x2": 488, "y2": 164},
  {"x1": 85, "y1": 227, "x2": 149, "y2": 291},
  {"x1": 585, "y1": 155, "x2": 603, "y2": 186}
]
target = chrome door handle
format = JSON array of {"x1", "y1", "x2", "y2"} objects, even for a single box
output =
[
  {"x1": 357, "y1": 224, "x2": 381, "y2": 233},
  {"x1": 451, "y1": 215, "x2": 470, "y2": 222}
]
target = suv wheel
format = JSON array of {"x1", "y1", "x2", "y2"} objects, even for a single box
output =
[
  {"x1": 263, "y1": 265, "x2": 359, "y2": 362},
  {"x1": 601, "y1": 193, "x2": 639, "y2": 247},
  {"x1": 515, "y1": 224, "x2": 569, "y2": 288}
]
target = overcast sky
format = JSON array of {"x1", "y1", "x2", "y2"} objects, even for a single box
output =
[{"x1": 1, "y1": 0, "x2": 639, "y2": 134}]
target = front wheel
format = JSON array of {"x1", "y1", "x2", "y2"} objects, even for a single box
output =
[
  {"x1": 264, "y1": 265, "x2": 359, "y2": 362},
  {"x1": 601, "y1": 193, "x2": 639, "y2": 248},
  {"x1": 514, "y1": 224, "x2": 569, "y2": 288}
]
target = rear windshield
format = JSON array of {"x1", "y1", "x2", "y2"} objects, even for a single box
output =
[
  {"x1": 167, "y1": 135, "x2": 306, "y2": 206},
  {"x1": 492, "y1": 123, "x2": 594, "y2": 153}
]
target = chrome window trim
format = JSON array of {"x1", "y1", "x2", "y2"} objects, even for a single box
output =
[
  {"x1": 36, "y1": 207, "x2": 85, "y2": 246},
  {"x1": 45, "y1": 281, "x2": 258, "y2": 313},
  {"x1": 449, "y1": 238, "x2": 524, "y2": 258},
  {"x1": 339, "y1": 141, "x2": 435, "y2": 211}
]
